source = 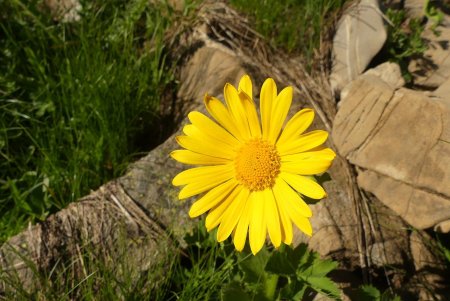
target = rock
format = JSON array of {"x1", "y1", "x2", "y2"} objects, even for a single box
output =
[
  {"x1": 42, "y1": 0, "x2": 81, "y2": 22},
  {"x1": 434, "y1": 219, "x2": 450, "y2": 233},
  {"x1": 357, "y1": 170, "x2": 450, "y2": 230},
  {"x1": 433, "y1": 77, "x2": 450, "y2": 99},
  {"x1": 177, "y1": 46, "x2": 246, "y2": 107},
  {"x1": 334, "y1": 74, "x2": 395, "y2": 156},
  {"x1": 410, "y1": 231, "x2": 440, "y2": 271},
  {"x1": 167, "y1": 0, "x2": 185, "y2": 11},
  {"x1": 329, "y1": 0, "x2": 387, "y2": 95},
  {"x1": 408, "y1": 16, "x2": 450, "y2": 88},
  {"x1": 409, "y1": 231, "x2": 450, "y2": 300},
  {"x1": 333, "y1": 74, "x2": 450, "y2": 232},
  {"x1": 363, "y1": 62, "x2": 405, "y2": 90},
  {"x1": 404, "y1": 0, "x2": 425, "y2": 19}
]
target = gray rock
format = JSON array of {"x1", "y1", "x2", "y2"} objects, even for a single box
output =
[
  {"x1": 330, "y1": 0, "x2": 387, "y2": 95},
  {"x1": 363, "y1": 62, "x2": 405, "y2": 90},
  {"x1": 433, "y1": 77, "x2": 450, "y2": 99},
  {"x1": 333, "y1": 74, "x2": 450, "y2": 231},
  {"x1": 409, "y1": 16, "x2": 450, "y2": 88}
]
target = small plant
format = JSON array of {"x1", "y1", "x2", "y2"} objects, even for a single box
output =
[
  {"x1": 222, "y1": 244, "x2": 340, "y2": 300},
  {"x1": 177, "y1": 222, "x2": 341, "y2": 301},
  {"x1": 353, "y1": 285, "x2": 401, "y2": 301},
  {"x1": 424, "y1": 0, "x2": 444, "y2": 33},
  {"x1": 385, "y1": 8, "x2": 427, "y2": 83}
]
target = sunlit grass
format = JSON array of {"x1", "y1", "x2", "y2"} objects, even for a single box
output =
[
  {"x1": 229, "y1": 0, "x2": 349, "y2": 67},
  {"x1": 0, "y1": 0, "x2": 175, "y2": 243}
]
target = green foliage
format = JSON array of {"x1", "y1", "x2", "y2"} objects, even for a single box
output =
[
  {"x1": 229, "y1": 0, "x2": 348, "y2": 67},
  {"x1": 222, "y1": 244, "x2": 341, "y2": 300},
  {"x1": 0, "y1": 0, "x2": 175, "y2": 242},
  {"x1": 0, "y1": 221, "x2": 339, "y2": 300},
  {"x1": 436, "y1": 234, "x2": 450, "y2": 268},
  {"x1": 424, "y1": 0, "x2": 444, "y2": 32},
  {"x1": 353, "y1": 285, "x2": 401, "y2": 301},
  {"x1": 385, "y1": 8, "x2": 427, "y2": 83},
  {"x1": 1, "y1": 227, "x2": 176, "y2": 300},
  {"x1": 170, "y1": 222, "x2": 237, "y2": 301}
]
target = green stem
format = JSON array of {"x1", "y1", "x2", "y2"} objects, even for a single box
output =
[
  {"x1": 263, "y1": 244, "x2": 286, "y2": 300},
  {"x1": 263, "y1": 273, "x2": 279, "y2": 300}
]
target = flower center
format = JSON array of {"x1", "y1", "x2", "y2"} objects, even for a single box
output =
[{"x1": 234, "y1": 139, "x2": 281, "y2": 191}]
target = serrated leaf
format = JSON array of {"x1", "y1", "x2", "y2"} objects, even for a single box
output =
[
  {"x1": 356, "y1": 285, "x2": 381, "y2": 300},
  {"x1": 302, "y1": 276, "x2": 341, "y2": 300},
  {"x1": 302, "y1": 258, "x2": 338, "y2": 277},
  {"x1": 266, "y1": 244, "x2": 308, "y2": 276}
]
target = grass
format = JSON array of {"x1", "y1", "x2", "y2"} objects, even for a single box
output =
[
  {"x1": 0, "y1": 222, "x2": 237, "y2": 301},
  {"x1": 0, "y1": 0, "x2": 175, "y2": 243},
  {"x1": 229, "y1": 0, "x2": 349, "y2": 67},
  {"x1": 0, "y1": 221, "x2": 342, "y2": 301}
]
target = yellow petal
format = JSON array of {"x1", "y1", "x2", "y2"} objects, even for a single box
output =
[
  {"x1": 224, "y1": 83, "x2": 251, "y2": 138},
  {"x1": 264, "y1": 189, "x2": 281, "y2": 248},
  {"x1": 260, "y1": 78, "x2": 277, "y2": 140},
  {"x1": 281, "y1": 148, "x2": 336, "y2": 162},
  {"x1": 274, "y1": 179, "x2": 313, "y2": 236},
  {"x1": 281, "y1": 158, "x2": 334, "y2": 175},
  {"x1": 289, "y1": 211, "x2": 313, "y2": 236},
  {"x1": 204, "y1": 94, "x2": 244, "y2": 141},
  {"x1": 217, "y1": 187, "x2": 250, "y2": 242},
  {"x1": 188, "y1": 111, "x2": 240, "y2": 146},
  {"x1": 277, "y1": 108, "x2": 315, "y2": 145},
  {"x1": 273, "y1": 184, "x2": 293, "y2": 245},
  {"x1": 239, "y1": 91, "x2": 261, "y2": 138},
  {"x1": 277, "y1": 130, "x2": 328, "y2": 156},
  {"x1": 273, "y1": 177, "x2": 312, "y2": 217},
  {"x1": 176, "y1": 135, "x2": 235, "y2": 160},
  {"x1": 238, "y1": 74, "x2": 252, "y2": 99},
  {"x1": 280, "y1": 172, "x2": 326, "y2": 199},
  {"x1": 170, "y1": 150, "x2": 230, "y2": 165},
  {"x1": 233, "y1": 191, "x2": 253, "y2": 251},
  {"x1": 205, "y1": 185, "x2": 243, "y2": 231},
  {"x1": 182, "y1": 124, "x2": 237, "y2": 154},
  {"x1": 267, "y1": 86, "x2": 293, "y2": 144},
  {"x1": 172, "y1": 164, "x2": 234, "y2": 186},
  {"x1": 178, "y1": 167, "x2": 235, "y2": 199},
  {"x1": 249, "y1": 190, "x2": 266, "y2": 255},
  {"x1": 189, "y1": 180, "x2": 238, "y2": 217}
]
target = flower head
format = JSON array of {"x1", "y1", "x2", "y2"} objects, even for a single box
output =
[{"x1": 171, "y1": 75, "x2": 335, "y2": 255}]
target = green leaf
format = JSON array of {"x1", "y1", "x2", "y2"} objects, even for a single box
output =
[
  {"x1": 355, "y1": 285, "x2": 381, "y2": 300},
  {"x1": 265, "y1": 244, "x2": 308, "y2": 276},
  {"x1": 222, "y1": 282, "x2": 252, "y2": 301},
  {"x1": 279, "y1": 278, "x2": 307, "y2": 300},
  {"x1": 238, "y1": 246, "x2": 271, "y2": 283},
  {"x1": 304, "y1": 276, "x2": 341, "y2": 300},
  {"x1": 302, "y1": 258, "x2": 338, "y2": 277}
]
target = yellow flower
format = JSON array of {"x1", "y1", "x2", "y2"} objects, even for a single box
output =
[{"x1": 171, "y1": 75, "x2": 335, "y2": 255}]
